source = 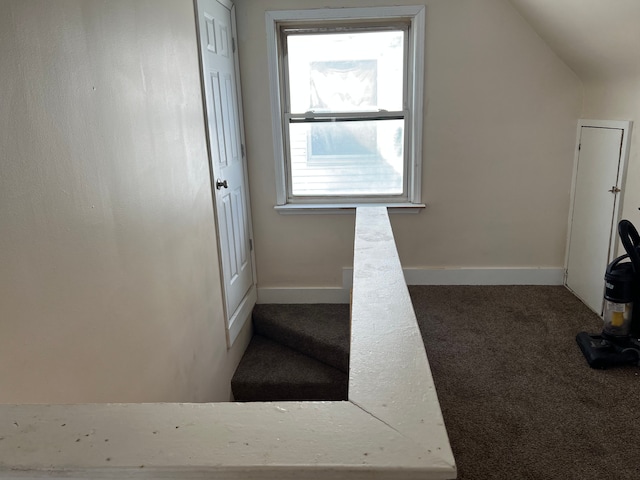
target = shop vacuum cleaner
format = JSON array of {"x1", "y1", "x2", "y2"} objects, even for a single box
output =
[{"x1": 576, "y1": 219, "x2": 640, "y2": 369}]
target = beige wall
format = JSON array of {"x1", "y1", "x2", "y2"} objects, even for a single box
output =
[
  {"x1": 0, "y1": 0, "x2": 249, "y2": 403},
  {"x1": 235, "y1": 0, "x2": 582, "y2": 288},
  {"x1": 582, "y1": 79, "x2": 640, "y2": 236},
  {"x1": 507, "y1": 0, "x2": 640, "y2": 243}
]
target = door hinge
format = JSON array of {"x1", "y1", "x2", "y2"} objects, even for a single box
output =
[
  {"x1": 249, "y1": 238, "x2": 253, "y2": 251},
  {"x1": 578, "y1": 143, "x2": 581, "y2": 151},
  {"x1": 241, "y1": 144, "x2": 245, "y2": 158},
  {"x1": 232, "y1": 37, "x2": 236, "y2": 53}
]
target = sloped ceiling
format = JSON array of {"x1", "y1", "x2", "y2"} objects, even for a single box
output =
[{"x1": 508, "y1": 0, "x2": 640, "y2": 81}]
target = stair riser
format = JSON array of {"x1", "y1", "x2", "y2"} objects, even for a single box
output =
[
  {"x1": 231, "y1": 335, "x2": 348, "y2": 402},
  {"x1": 252, "y1": 304, "x2": 350, "y2": 373},
  {"x1": 231, "y1": 383, "x2": 347, "y2": 402}
]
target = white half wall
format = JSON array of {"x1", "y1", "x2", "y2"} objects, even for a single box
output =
[{"x1": 0, "y1": 207, "x2": 456, "y2": 480}]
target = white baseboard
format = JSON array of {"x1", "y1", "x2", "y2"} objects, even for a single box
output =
[
  {"x1": 258, "y1": 267, "x2": 565, "y2": 304},
  {"x1": 257, "y1": 287, "x2": 351, "y2": 304},
  {"x1": 404, "y1": 267, "x2": 565, "y2": 286},
  {"x1": 344, "y1": 266, "x2": 565, "y2": 288}
]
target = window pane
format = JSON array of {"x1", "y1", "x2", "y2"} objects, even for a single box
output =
[
  {"x1": 287, "y1": 30, "x2": 404, "y2": 113},
  {"x1": 289, "y1": 119, "x2": 404, "y2": 196}
]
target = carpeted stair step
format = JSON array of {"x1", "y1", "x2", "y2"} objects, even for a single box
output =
[
  {"x1": 231, "y1": 335, "x2": 348, "y2": 402},
  {"x1": 252, "y1": 304, "x2": 350, "y2": 373}
]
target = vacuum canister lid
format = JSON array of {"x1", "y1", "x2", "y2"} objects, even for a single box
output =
[{"x1": 604, "y1": 261, "x2": 635, "y2": 303}]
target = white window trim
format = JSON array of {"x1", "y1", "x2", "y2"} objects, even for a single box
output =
[{"x1": 265, "y1": 6, "x2": 425, "y2": 212}]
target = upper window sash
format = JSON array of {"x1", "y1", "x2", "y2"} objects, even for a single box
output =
[
  {"x1": 280, "y1": 26, "x2": 409, "y2": 117},
  {"x1": 280, "y1": 22, "x2": 409, "y2": 35},
  {"x1": 287, "y1": 110, "x2": 407, "y2": 123}
]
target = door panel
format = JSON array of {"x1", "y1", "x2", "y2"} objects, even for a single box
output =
[
  {"x1": 209, "y1": 72, "x2": 226, "y2": 166},
  {"x1": 223, "y1": 74, "x2": 240, "y2": 163},
  {"x1": 197, "y1": 0, "x2": 255, "y2": 345},
  {"x1": 566, "y1": 126, "x2": 623, "y2": 314}
]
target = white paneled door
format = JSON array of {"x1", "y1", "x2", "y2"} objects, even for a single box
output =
[
  {"x1": 566, "y1": 124, "x2": 628, "y2": 315},
  {"x1": 196, "y1": 0, "x2": 255, "y2": 346}
]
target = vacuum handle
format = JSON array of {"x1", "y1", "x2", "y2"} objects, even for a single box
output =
[
  {"x1": 618, "y1": 219, "x2": 640, "y2": 273},
  {"x1": 607, "y1": 254, "x2": 630, "y2": 275}
]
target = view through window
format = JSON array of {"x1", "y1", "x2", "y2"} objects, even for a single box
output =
[{"x1": 285, "y1": 28, "x2": 406, "y2": 197}]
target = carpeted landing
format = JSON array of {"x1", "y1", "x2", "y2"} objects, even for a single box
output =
[
  {"x1": 410, "y1": 285, "x2": 640, "y2": 480},
  {"x1": 231, "y1": 286, "x2": 640, "y2": 479},
  {"x1": 231, "y1": 303, "x2": 350, "y2": 401}
]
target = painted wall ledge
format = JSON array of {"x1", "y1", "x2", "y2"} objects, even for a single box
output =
[
  {"x1": 0, "y1": 207, "x2": 456, "y2": 480},
  {"x1": 274, "y1": 203, "x2": 426, "y2": 215}
]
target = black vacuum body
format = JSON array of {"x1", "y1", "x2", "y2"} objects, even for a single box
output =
[
  {"x1": 576, "y1": 220, "x2": 640, "y2": 368},
  {"x1": 602, "y1": 255, "x2": 635, "y2": 336}
]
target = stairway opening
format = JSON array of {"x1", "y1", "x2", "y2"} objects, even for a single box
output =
[{"x1": 231, "y1": 304, "x2": 350, "y2": 402}]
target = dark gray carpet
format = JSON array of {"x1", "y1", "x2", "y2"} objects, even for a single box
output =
[
  {"x1": 409, "y1": 285, "x2": 640, "y2": 480},
  {"x1": 231, "y1": 335, "x2": 347, "y2": 402},
  {"x1": 252, "y1": 303, "x2": 350, "y2": 372}
]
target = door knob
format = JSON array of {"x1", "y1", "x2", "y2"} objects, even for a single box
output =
[
  {"x1": 608, "y1": 186, "x2": 621, "y2": 193},
  {"x1": 216, "y1": 179, "x2": 228, "y2": 190}
]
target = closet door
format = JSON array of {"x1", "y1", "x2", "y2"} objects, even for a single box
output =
[
  {"x1": 196, "y1": 0, "x2": 256, "y2": 345},
  {"x1": 565, "y1": 122, "x2": 630, "y2": 315}
]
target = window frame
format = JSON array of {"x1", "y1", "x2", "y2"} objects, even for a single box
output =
[{"x1": 265, "y1": 6, "x2": 426, "y2": 212}]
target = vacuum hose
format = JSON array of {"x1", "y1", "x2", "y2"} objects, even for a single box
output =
[{"x1": 619, "y1": 220, "x2": 640, "y2": 273}]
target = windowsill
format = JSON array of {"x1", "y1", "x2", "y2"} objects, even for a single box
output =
[{"x1": 274, "y1": 202, "x2": 426, "y2": 214}]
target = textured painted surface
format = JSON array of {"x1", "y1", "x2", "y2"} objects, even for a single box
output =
[
  {"x1": 0, "y1": 402, "x2": 452, "y2": 479},
  {"x1": 506, "y1": 2, "x2": 640, "y2": 261},
  {"x1": 350, "y1": 207, "x2": 455, "y2": 470},
  {"x1": 509, "y1": 0, "x2": 640, "y2": 81},
  {"x1": 581, "y1": 81, "x2": 639, "y2": 252},
  {"x1": 0, "y1": 0, "x2": 249, "y2": 402},
  {"x1": 235, "y1": 0, "x2": 582, "y2": 289}
]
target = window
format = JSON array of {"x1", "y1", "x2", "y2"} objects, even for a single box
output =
[{"x1": 266, "y1": 7, "x2": 425, "y2": 211}]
